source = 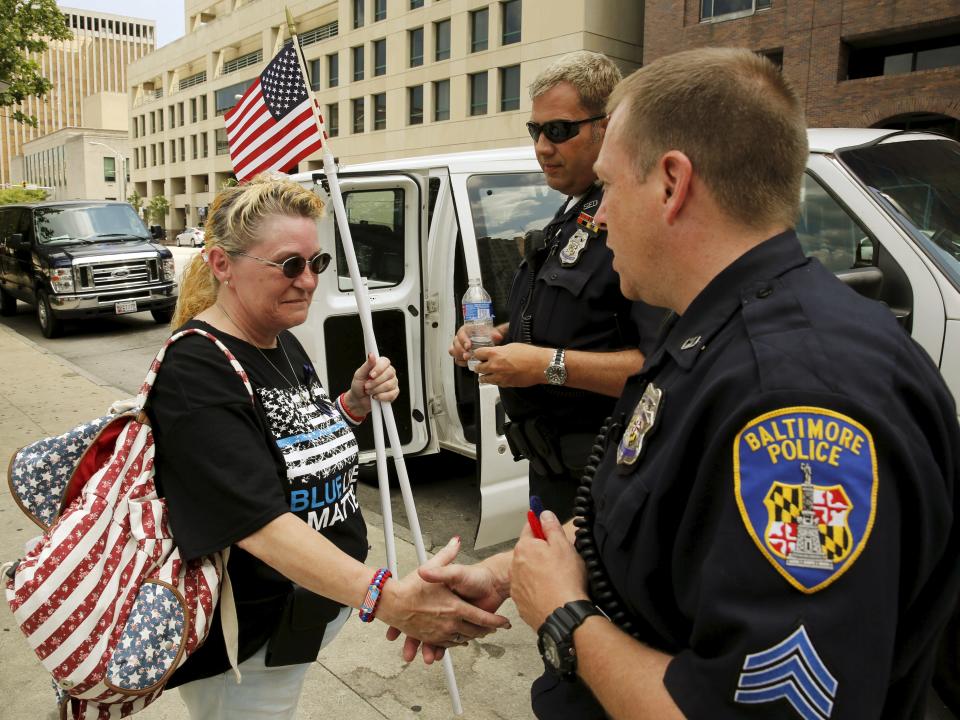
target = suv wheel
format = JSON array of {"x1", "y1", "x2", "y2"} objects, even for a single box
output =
[
  {"x1": 0, "y1": 286, "x2": 16, "y2": 316},
  {"x1": 37, "y1": 291, "x2": 63, "y2": 338},
  {"x1": 151, "y1": 307, "x2": 174, "y2": 325}
]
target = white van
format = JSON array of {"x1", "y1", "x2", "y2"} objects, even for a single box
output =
[{"x1": 290, "y1": 129, "x2": 960, "y2": 548}]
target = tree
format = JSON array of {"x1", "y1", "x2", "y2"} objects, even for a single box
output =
[
  {"x1": 127, "y1": 189, "x2": 143, "y2": 215},
  {"x1": 146, "y1": 195, "x2": 169, "y2": 226},
  {"x1": 0, "y1": 186, "x2": 47, "y2": 204},
  {"x1": 0, "y1": 0, "x2": 72, "y2": 127}
]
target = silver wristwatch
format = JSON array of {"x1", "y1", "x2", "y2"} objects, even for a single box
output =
[{"x1": 544, "y1": 348, "x2": 567, "y2": 386}]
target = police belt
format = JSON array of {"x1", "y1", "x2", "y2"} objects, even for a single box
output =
[{"x1": 503, "y1": 417, "x2": 592, "y2": 478}]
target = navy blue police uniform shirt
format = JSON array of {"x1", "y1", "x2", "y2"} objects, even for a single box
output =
[
  {"x1": 499, "y1": 182, "x2": 664, "y2": 432},
  {"x1": 533, "y1": 230, "x2": 960, "y2": 718}
]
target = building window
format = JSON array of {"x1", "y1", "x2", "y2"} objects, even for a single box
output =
[
  {"x1": 434, "y1": 79, "x2": 450, "y2": 121},
  {"x1": 409, "y1": 27, "x2": 423, "y2": 67},
  {"x1": 159, "y1": 143, "x2": 165, "y2": 164},
  {"x1": 374, "y1": 0, "x2": 386, "y2": 22},
  {"x1": 179, "y1": 137, "x2": 185, "y2": 162},
  {"x1": 410, "y1": 0, "x2": 423, "y2": 8},
  {"x1": 216, "y1": 128, "x2": 229, "y2": 155},
  {"x1": 202, "y1": 132, "x2": 208, "y2": 157},
  {"x1": 327, "y1": 103, "x2": 339, "y2": 137},
  {"x1": 374, "y1": 38, "x2": 386, "y2": 76},
  {"x1": 215, "y1": 79, "x2": 254, "y2": 116},
  {"x1": 469, "y1": 71, "x2": 487, "y2": 115},
  {"x1": 761, "y1": 48, "x2": 784, "y2": 70},
  {"x1": 168, "y1": 105, "x2": 175, "y2": 128},
  {"x1": 502, "y1": 0, "x2": 521, "y2": 45},
  {"x1": 408, "y1": 85, "x2": 423, "y2": 125},
  {"x1": 373, "y1": 92, "x2": 386, "y2": 130},
  {"x1": 192, "y1": 135, "x2": 198, "y2": 159},
  {"x1": 103, "y1": 156, "x2": 116, "y2": 182},
  {"x1": 846, "y1": 33, "x2": 960, "y2": 80},
  {"x1": 169, "y1": 140, "x2": 176, "y2": 162},
  {"x1": 201, "y1": 94, "x2": 208, "y2": 120},
  {"x1": 500, "y1": 65, "x2": 520, "y2": 111},
  {"x1": 435, "y1": 19, "x2": 450, "y2": 61},
  {"x1": 190, "y1": 97, "x2": 197, "y2": 123},
  {"x1": 353, "y1": 97, "x2": 364, "y2": 133},
  {"x1": 471, "y1": 9, "x2": 488, "y2": 52},
  {"x1": 328, "y1": 52, "x2": 339, "y2": 87},
  {"x1": 353, "y1": 45, "x2": 364, "y2": 81},
  {"x1": 133, "y1": 120, "x2": 138, "y2": 139},
  {"x1": 700, "y1": 0, "x2": 770, "y2": 22},
  {"x1": 177, "y1": 102, "x2": 184, "y2": 126},
  {"x1": 353, "y1": 0, "x2": 364, "y2": 29},
  {"x1": 309, "y1": 58, "x2": 321, "y2": 90}
]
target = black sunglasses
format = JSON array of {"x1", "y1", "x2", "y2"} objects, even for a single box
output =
[
  {"x1": 526, "y1": 114, "x2": 606, "y2": 144},
  {"x1": 232, "y1": 251, "x2": 332, "y2": 278}
]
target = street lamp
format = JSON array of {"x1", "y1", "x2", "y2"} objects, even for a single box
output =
[{"x1": 88, "y1": 141, "x2": 127, "y2": 203}]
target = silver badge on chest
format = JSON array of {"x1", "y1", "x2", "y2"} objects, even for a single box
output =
[
  {"x1": 617, "y1": 383, "x2": 663, "y2": 466},
  {"x1": 559, "y1": 228, "x2": 590, "y2": 267}
]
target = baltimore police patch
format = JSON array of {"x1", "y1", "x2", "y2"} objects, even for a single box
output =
[{"x1": 733, "y1": 407, "x2": 878, "y2": 594}]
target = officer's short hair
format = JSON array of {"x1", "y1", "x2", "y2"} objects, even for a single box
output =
[
  {"x1": 608, "y1": 47, "x2": 808, "y2": 231},
  {"x1": 529, "y1": 51, "x2": 622, "y2": 116}
]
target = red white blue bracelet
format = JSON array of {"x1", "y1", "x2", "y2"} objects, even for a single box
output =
[{"x1": 358, "y1": 567, "x2": 391, "y2": 622}]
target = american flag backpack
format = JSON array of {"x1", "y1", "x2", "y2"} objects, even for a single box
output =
[{"x1": 2, "y1": 328, "x2": 245, "y2": 719}]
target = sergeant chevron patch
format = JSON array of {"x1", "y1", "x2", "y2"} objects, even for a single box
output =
[{"x1": 735, "y1": 625, "x2": 837, "y2": 720}]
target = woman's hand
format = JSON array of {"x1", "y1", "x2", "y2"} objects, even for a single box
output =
[
  {"x1": 344, "y1": 352, "x2": 399, "y2": 417},
  {"x1": 376, "y1": 537, "x2": 511, "y2": 662}
]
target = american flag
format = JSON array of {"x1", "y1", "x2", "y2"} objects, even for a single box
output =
[{"x1": 224, "y1": 43, "x2": 325, "y2": 182}]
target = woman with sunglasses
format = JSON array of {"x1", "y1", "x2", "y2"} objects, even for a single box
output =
[{"x1": 148, "y1": 177, "x2": 509, "y2": 719}]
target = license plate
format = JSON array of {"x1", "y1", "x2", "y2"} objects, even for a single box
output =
[{"x1": 115, "y1": 300, "x2": 138, "y2": 315}]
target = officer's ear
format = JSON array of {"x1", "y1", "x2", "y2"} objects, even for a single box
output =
[{"x1": 657, "y1": 150, "x2": 693, "y2": 225}]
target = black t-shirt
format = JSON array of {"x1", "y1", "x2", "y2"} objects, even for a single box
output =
[
  {"x1": 147, "y1": 320, "x2": 368, "y2": 685},
  {"x1": 501, "y1": 183, "x2": 667, "y2": 432},
  {"x1": 533, "y1": 231, "x2": 960, "y2": 718}
]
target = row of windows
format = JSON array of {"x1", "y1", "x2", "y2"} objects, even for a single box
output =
[
  {"x1": 132, "y1": 133, "x2": 211, "y2": 169},
  {"x1": 24, "y1": 147, "x2": 67, "y2": 188},
  {"x1": 65, "y1": 13, "x2": 153, "y2": 38},
  {"x1": 700, "y1": 0, "x2": 772, "y2": 22},
  {"x1": 133, "y1": 96, "x2": 210, "y2": 138},
  {"x1": 354, "y1": 0, "x2": 435, "y2": 29}
]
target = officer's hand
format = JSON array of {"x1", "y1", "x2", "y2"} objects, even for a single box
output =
[
  {"x1": 448, "y1": 324, "x2": 505, "y2": 367},
  {"x1": 511, "y1": 511, "x2": 589, "y2": 632},
  {"x1": 474, "y1": 343, "x2": 553, "y2": 388}
]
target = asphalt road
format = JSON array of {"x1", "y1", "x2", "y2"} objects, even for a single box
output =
[{"x1": 0, "y1": 246, "x2": 511, "y2": 560}]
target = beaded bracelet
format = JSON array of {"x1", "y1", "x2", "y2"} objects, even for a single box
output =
[
  {"x1": 338, "y1": 392, "x2": 367, "y2": 424},
  {"x1": 358, "y1": 567, "x2": 392, "y2": 622}
]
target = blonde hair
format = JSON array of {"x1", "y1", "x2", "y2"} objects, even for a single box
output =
[
  {"x1": 607, "y1": 47, "x2": 808, "y2": 230},
  {"x1": 172, "y1": 176, "x2": 325, "y2": 328},
  {"x1": 529, "y1": 51, "x2": 622, "y2": 116}
]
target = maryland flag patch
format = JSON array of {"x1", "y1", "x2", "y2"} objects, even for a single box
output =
[{"x1": 734, "y1": 407, "x2": 878, "y2": 594}]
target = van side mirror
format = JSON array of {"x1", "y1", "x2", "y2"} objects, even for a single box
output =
[
  {"x1": 855, "y1": 237, "x2": 875, "y2": 266},
  {"x1": 149, "y1": 225, "x2": 165, "y2": 240},
  {"x1": 8, "y1": 233, "x2": 28, "y2": 251}
]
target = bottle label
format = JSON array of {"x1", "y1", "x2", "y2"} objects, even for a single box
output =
[{"x1": 462, "y1": 301, "x2": 493, "y2": 322}]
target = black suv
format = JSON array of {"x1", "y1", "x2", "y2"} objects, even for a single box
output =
[{"x1": 0, "y1": 201, "x2": 178, "y2": 337}]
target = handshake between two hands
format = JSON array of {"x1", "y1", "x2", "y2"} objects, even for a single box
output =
[{"x1": 383, "y1": 509, "x2": 590, "y2": 665}]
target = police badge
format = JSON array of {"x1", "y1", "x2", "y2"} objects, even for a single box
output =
[
  {"x1": 559, "y1": 228, "x2": 589, "y2": 267},
  {"x1": 617, "y1": 383, "x2": 663, "y2": 466}
]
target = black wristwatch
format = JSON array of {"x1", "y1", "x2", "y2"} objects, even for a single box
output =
[
  {"x1": 537, "y1": 600, "x2": 602, "y2": 679},
  {"x1": 544, "y1": 348, "x2": 567, "y2": 386}
]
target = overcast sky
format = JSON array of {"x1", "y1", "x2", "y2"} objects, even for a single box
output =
[{"x1": 59, "y1": 1, "x2": 186, "y2": 47}]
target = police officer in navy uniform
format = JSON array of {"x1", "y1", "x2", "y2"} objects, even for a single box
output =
[
  {"x1": 449, "y1": 51, "x2": 663, "y2": 520},
  {"x1": 425, "y1": 48, "x2": 960, "y2": 718}
]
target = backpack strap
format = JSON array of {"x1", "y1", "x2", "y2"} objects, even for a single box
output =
[{"x1": 137, "y1": 326, "x2": 252, "y2": 683}]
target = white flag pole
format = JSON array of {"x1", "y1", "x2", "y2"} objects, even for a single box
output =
[{"x1": 284, "y1": 10, "x2": 463, "y2": 714}]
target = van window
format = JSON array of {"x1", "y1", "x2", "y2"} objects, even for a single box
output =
[
  {"x1": 797, "y1": 173, "x2": 874, "y2": 272},
  {"x1": 466, "y1": 172, "x2": 564, "y2": 323},
  {"x1": 335, "y1": 188, "x2": 405, "y2": 290},
  {"x1": 33, "y1": 204, "x2": 150, "y2": 244}
]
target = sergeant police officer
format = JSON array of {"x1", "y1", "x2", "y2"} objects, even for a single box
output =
[
  {"x1": 448, "y1": 51, "x2": 663, "y2": 520},
  {"x1": 424, "y1": 47, "x2": 960, "y2": 718}
]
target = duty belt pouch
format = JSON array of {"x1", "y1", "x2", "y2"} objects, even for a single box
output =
[
  {"x1": 504, "y1": 421, "x2": 549, "y2": 477},
  {"x1": 525, "y1": 417, "x2": 567, "y2": 476},
  {"x1": 265, "y1": 586, "x2": 343, "y2": 666}
]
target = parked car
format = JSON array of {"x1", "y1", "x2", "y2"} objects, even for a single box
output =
[
  {"x1": 0, "y1": 201, "x2": 178, "y2": 338},
  {"x1": 176, "y1": 227, "x2": 205, "y2": 247},
  {"x1": 288, "y1": 129, "x2": 960, "y2": 548}
]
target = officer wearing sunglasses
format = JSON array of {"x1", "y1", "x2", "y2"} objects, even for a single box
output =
[{"x1": 449, "y1": 51, "x2": 666, "y2": 521}]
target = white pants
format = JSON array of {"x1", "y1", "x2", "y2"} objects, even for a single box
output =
[{"x1": 178, "y1": 605, "x2": 351, "y2": 720}]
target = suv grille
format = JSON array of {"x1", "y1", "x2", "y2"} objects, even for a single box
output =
[{"x1": 76, "y1": 258, "x2": 161, "y2": 290}]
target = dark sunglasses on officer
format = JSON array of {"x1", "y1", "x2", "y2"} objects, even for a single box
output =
[
  {"x1": 230, "y1": 251, "x2": 332, "y2": 278},
  {"x1": 526, "y1": 114, "x2": 606, "y2": 144}
]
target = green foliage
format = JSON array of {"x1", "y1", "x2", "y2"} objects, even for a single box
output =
[
  {"x1": 0, "y1": 186, "x2": 47, "y2": 204},
  {"x1": 146, "y1": 195, "x2": 170, "y2": 226},
  {"x1": 127, "y1": 190, "x2": 143, "y2": 212},
  {"x1": 0, "y1": 0, "x2": 72, "y2": 127}
]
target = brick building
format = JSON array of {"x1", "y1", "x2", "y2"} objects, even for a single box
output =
[{"x1": 644, "y1": 1, "x2": 960, "y2": 138}]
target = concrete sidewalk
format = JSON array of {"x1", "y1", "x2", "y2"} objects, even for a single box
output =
[{"x1": 0, "y1": 323, "x2": 540, "y2": 720}]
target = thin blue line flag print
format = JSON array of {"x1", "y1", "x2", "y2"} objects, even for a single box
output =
[{"x1": 735, "y1": 625, "x2": 838, "y2": 719}]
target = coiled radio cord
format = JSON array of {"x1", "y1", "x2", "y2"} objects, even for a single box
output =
[{"x1": 572, "y1": 415, "x2": 642, "y2": 639}]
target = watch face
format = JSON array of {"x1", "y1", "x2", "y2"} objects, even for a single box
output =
[{"x1": 542, "y1": 635, "x2": 562, "y2": 670}]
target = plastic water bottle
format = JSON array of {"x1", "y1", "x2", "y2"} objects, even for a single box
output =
[{"x1": 462, "y1": 278, "x2": 494, "y2": 372}]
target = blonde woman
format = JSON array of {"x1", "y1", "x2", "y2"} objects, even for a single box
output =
[{"x1": 149, "y1": 177, "x2": 507, "y2": 719}]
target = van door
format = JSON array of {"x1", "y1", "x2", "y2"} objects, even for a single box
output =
[{"x1": 293, "y1": 173, "x2": 429, "y2": 458}]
